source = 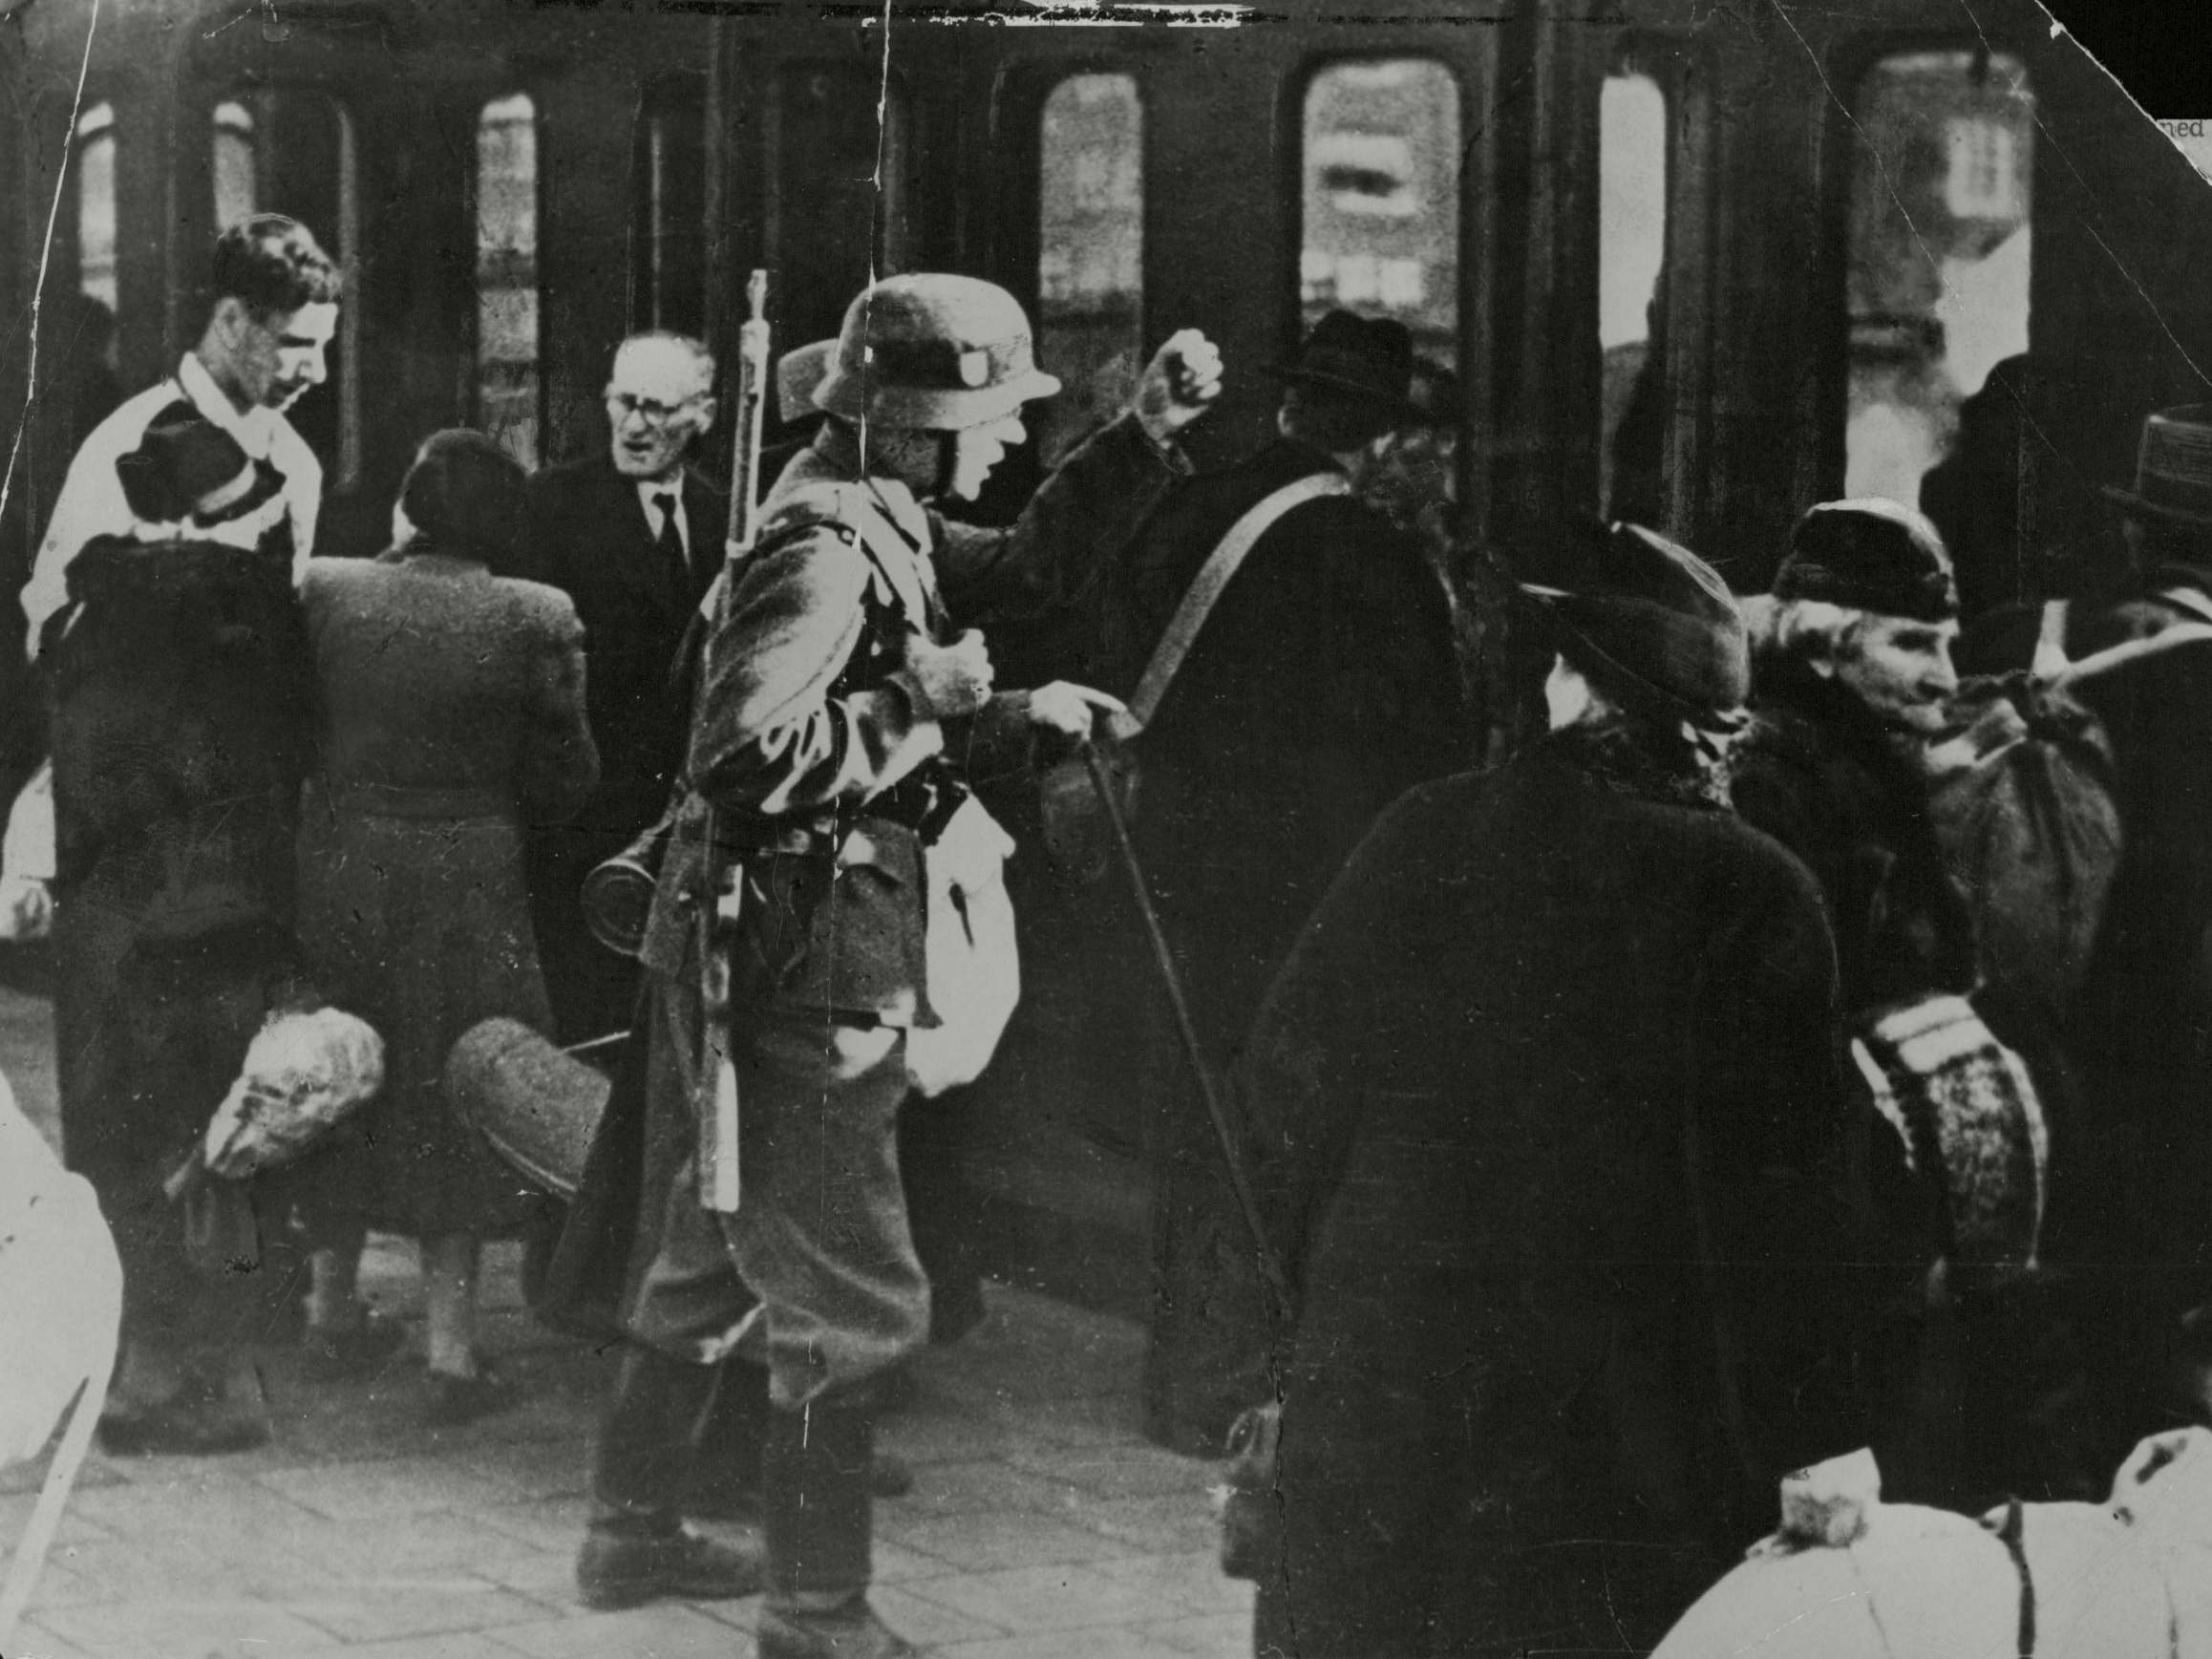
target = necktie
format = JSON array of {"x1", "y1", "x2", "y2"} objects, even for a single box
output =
[{"x1": 653, "y1": 492, "x2": 688, "y2": 588}]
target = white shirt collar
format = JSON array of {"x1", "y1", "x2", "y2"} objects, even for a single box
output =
[{"x1": 176, "y1": 351, "x2": 280, "y2": 461}]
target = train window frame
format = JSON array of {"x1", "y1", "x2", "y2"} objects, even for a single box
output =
[
  {"x1": 1292, "y1": 54, "x2": 1466, "y2": 378},
  {"x1": 198, "y1": 83, "x2": 365, "y2": 489},
  {"x1": 1030, "y1": 67, "x2": 1148, "y2": 470},
  {"x1": 472, "y1": 86, "x2": 545, "y2": 474},
  {"x1": 1822, "y1": 34, "x2": 2039, "y2": 511},
  {"x1": 630, "y1": 70, "x2": 709, "y2": 339},
  {"x1": 770, "y1": 59, "x2": 918, "y2": 358},
  {"x1": 1598, "y1": 32, "x2": 1718, "y2": 538},
  {"x1": 74, "y1": 99, "x2": 120, "y2": 315}
]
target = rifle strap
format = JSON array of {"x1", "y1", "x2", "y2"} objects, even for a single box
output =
[{"x1": 1117, "y1": 471, "x2": 1350, "y2": 737}]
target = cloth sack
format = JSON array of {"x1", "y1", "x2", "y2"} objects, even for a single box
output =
[
  {"x1": 906, "y1": 794, "x2": 1021, "y2": 1097},
  {"x1": 1851, "y1": 993, "x2": 2049, "y2": 1271},
  {"x1": 445, "y1": 1017, "x2": 613, "y2": 1202},
  {"x1": 1928, "y1": 674, "x2": 2121, "y2": 1011},
  {"x1": 197, "y1": 1007, "x2": 386, "y2": 1179},
  {"x1": 1653, "y1": 1431, "x2": 2212, "y2": 1659}
]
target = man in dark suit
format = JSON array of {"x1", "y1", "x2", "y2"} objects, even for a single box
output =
[
  {"x1": 524, "y1": 332, "x2": 724, "y2": 1046},
  {"x1": 1096, "y1": 310, "x2": 1476, "y2": 1452}
]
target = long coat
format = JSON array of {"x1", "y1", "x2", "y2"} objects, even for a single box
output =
[
  {"x1": 538, "y1": 415, "x2": 1190, "y2": 1363},
  {"x1": 1094, "y1": 436, "x2": 1474, "y2": 1447},
  {"x1": 291, "y1": 548, "x2": 597, "y2": 1240},
  {"x1": 521, "y1": 459, "x2": 724, "y2": 1043},
  {"x1": 1241, "y1": 729, "x2": 1882, "y2": 1658},
  {"x1": 46, "y1": 535, "x2": 315, "y2": 1359}
]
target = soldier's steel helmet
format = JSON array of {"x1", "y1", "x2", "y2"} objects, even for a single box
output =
[{"x1": 813, "y1": 274, "x2": 1061, "y2": 431}]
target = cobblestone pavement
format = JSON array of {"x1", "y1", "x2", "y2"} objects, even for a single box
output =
[{"x1": 1, "y1": 980, "x2": 1254, "y2": 1659}]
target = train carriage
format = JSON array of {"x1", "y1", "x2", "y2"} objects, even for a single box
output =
[{"x1": 4, "y1": 0, "x2": 2208, "y2": 1308}]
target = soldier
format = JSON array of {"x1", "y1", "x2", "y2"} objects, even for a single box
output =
[{"x1": 554, "y1": 274, "x2": 1220, "y2": 1655}]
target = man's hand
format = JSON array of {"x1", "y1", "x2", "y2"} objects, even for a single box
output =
[
  {"x1": 1026, "y1": 681, "x2": 1126, "y2": 742},
  {"x1": 0, "y1": 877, "x2": 51, "y2": 944},
  {"x1": 903, "y1": 628, "x2": 995, "y2": 719},
  {"x1": 1134, "y1": 329, "x2": 1224, "y2": 448}
]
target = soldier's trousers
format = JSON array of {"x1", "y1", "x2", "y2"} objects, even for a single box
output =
[{"x1": 624, "y1": 961, "x2": 930, "y2": 1409}]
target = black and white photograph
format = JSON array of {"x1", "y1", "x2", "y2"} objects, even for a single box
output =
[{"x1": 3, "y1": 0, "x2": 2212, "y2": 1654}]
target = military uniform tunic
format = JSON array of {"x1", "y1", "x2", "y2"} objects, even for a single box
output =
[{"x1": 549, "y1": 415, "x2": 1185, "y2": 1408}]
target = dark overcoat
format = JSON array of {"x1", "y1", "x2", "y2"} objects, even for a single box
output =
[
  {"x1": 520, "y1": 458, "x2": 724, "y2": 1043},
  {"x1": 291, "y1": 549, "x2": 597, "y2": 1239},
  {"x1": 1089, "y1": 436, "x2": 1474, "y2": 1446},
  {"x1": 46, "y1": 534, "x2": 315, "y2": 1355},
  {"x1": 1241, "y1": 729, "x2": 1882, "y2": 1658}
]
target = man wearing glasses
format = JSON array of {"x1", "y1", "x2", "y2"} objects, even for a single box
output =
[{"x1": 523, "y1": 332, "x2": 724, "y2": 1048}]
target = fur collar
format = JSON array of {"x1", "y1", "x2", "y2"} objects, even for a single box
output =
[{"x1": 1540, "y1": 721, "x2": 1733, "y2": 812}]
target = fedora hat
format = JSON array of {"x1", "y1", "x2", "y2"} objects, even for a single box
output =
[
  {"x1": 2104, "y1": 405, "x2": 2212, "y2": 530},
  {"x1": 1521, "y1": 521, "x2": 1750, "y2": 730},
  {"x1": 1268, "y1": 310, "x2": 1417, "y2": 415}
]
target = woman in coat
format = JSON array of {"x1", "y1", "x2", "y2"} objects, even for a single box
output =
[
  {"x1": 293, "y1": 429, "x2": 597, "y2": 1422},
  {"x1": 46, "y1": 408, "x2": 313, "y2": 1455},
  {"x1": 1242, "y1": 523, "x2": 1905, "y2": 1657}
]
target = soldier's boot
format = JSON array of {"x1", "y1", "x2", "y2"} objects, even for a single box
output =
[
  {"x1": 577, "y1": 1345, "x2": 764, "y2": 1610},
  {"x1": 757, "y1": 1396, "x2": 917, "y2": 1659},
  {"x1": 689, "y1": 1361, "x2": 914, "y2": 1518}
]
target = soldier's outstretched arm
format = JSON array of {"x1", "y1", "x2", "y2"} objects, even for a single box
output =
[
  {"x1": 687, "y1": 525, "x2": 946, "y2": 819},
  {"x1": 934, "y1": 330, "x2": 1223, "y2": 624}
]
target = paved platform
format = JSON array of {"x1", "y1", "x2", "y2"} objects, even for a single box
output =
[{"x1": 0, "y1": 979, "x2": 1254, "y2": 1659}]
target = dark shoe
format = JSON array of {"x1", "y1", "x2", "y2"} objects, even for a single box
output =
[
  {"x1": 424, "y1": 1364, "x2": 518, "y2": 1428},
  {"x1": 577, "y1": 1524, "x2": 767, "y2": 1611},
  {"x1": 96, "y1": 1392, "x2": 270, "y2": 1457},
  {"x1": 758, "y1": 1597, "x2": 918, "y2": 1659},
  {"x1": 300, "y1": 1309, "x2": 409, "y2": 1382}
]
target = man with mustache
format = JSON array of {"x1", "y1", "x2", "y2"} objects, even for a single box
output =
[{"x1": 22, "y1": 214, "x2": 338, "y2": 655}]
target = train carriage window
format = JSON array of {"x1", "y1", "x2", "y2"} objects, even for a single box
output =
[
  {"x1": 212, "y1": 100, "x2": 256, "y2": 233},
  {"x1": 1845, "y1": 52, "x2": 2034, "y2": 505},
  {"x1": 75, "y1": 102, "x2": 117, "y2": 312},
  {"x1": 777, "y1": 65, "x2": 912, "y2": 358},
  {"x1": 633, "y1": 73, "x2": 707, "y2": 337},
  {"x1": 477, "y1": 92, "x2": 542, "y2": 471},
  {"x1": 1600, "y1": 69, "x2": 1669, "y2": 524},
  {"x1": 208, "y1": 91, "x2": 361, "y2": 484},
  {"x1": 1301, "y1": 60, "x2": 1459, "y2": 366},
  {"x1": 1037, "y1": 74, "x2": 1143, "y2": 468}
]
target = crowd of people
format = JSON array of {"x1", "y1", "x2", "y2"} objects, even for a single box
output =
[{"x1": 7, "y1": 206, "x2": 2212, "y2": 1659}]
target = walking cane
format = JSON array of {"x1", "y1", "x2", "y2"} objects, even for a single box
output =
[{"x1": 1081, "y1": 742, "x2": 1292, "y2": 1319}]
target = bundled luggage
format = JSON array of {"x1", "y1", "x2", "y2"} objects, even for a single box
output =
[
  {"x1": 1654, "y1": 1430, "x2": 2212, "y2": 1659},
  {"x1": 1926, "y1": 672, "x2": 2122, "y2": 1013}
]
